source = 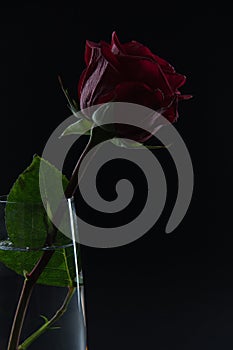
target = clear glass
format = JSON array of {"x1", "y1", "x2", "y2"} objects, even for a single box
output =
[{"x1": 0, "y1": 195, "x2": 87, "y2": 349}]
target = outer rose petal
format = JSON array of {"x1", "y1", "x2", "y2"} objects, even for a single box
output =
[
  {"x1": 178, "y1": 93, "x2": 193, "y2": 100},
  {"x1": 111, "y1": 32, "x2": 176, "y2": 81},
  {"x1": 78, "y1": 58, "x2": 100, "y2": 100},
  {"x1": 84, "y1": 40, "x2": 101, "y2": 66},
  {"x1": 78, "y1": 69, "x2": 87, "y2": 98},
  {"x1": 122, "y1": 40, "x2": 155, "y2": 59},
  {"x1": 116, "y1": 36, "x2": 176, "y2": 75},
  {"x1": 164, "y1": 72, "x2": 187, "y2": 90},
  {"x1": 111, "y1": 31, "x2": 126, "y2": 54},
  {"x1": 80, "y1": 55, "x2": 121, "y2": 109},
  {"x1": 100, "y1": 41, "x2": 121, "y2": 70},
  {"x1": 153, "y1": 54, "x2": 176, "y2": 73},
  {"x1": 161, "y1": 96, "x2": 179, "y2": 123}
]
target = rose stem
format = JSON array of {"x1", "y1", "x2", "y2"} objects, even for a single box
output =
[
  {"x1": 7, "y1": 126, "x2": 112, "y2": 350},
  {"x1": 17, "y1": 286, "x2": 76, "y2": 349}
]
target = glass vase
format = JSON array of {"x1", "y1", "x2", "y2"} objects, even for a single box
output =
[{"x1": 0, "y1": 195, "x2": 87, "y2": 350}]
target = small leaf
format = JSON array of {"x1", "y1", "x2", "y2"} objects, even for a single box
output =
[
  {"x1": 144, "y1": 143, "x2": 172, "y2": 149},
  {"x1": 49, "y1": 326, "x2": 61, "y2": 330},
  {"x1": 40, "y1": 315, "x2": 49, "y2": 324},
  {"x1": 111, "y1": 138, "x2": 144, "y2": 148},
  {"x1": 58, "y1": 75, "x2": 79, "y2": 115},
  {"x1": 111, "y1": 138, "x2": 171, "y2": 149},
  {"x1": 60, "y1": 118, "x2": 94, "y2": 137}
]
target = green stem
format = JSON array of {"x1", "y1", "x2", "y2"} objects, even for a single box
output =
[
  {"x1": 18, "y1": 286, "x2": 76, "y2": 349},
  {"x1": 7, "y1": 126, "x2": 113, "y2": 349}
]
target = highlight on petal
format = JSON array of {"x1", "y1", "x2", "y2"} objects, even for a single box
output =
[{"x1": 111, "y1": 31, "x2": 126, "y2": 54}]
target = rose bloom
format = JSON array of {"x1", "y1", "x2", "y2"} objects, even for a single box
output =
[{"x1": 78, "y1": 32, "x2": 192, "y2": 142}]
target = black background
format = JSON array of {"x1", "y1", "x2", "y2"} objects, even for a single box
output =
[{"x1": 0, "y1": 4, "x2": 232, "y2": 349}]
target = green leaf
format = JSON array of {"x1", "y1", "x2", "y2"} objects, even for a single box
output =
[
  {"x1": 111, "y1": 138, "x2": 171, "y2": 149},
  {"x1": 60, "y1": 118, "x2": 94, "y2": 137},
  {"x1": 111, "y1": 138, "x2": 144, "y2": 148},
  {"x1": 0, "y1": 155, "x2": 77, "y2": 287}
]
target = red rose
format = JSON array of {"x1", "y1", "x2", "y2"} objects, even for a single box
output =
[{"x1": 78, "y1": 32, "x2": 191, "y2": 142}]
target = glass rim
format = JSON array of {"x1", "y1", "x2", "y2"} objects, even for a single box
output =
[
  {"x1": 0, "y1": 240, "x2": 73, "y2": 252},
  {"x1": 0, "y1": 194, "x2": 44, "y2": 205},
  {"x1": 0, "y1": 194, "x2": 74, "y2": 205}
]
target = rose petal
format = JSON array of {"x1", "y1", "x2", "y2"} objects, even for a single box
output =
[
  {"x1": 80, "y1": 56, "x2": 120, "y2": 109},
  {"x1": 162, "y1": 97, "x2": 178, "y2": 123},
  {"x1": 165, "y1": 73, "x2": 187, "y2": 89},
  {"x1": 78, "y1": 58, "x2": 100, "y2": 99},
  {"x1": 123, "y1": 40, "x2": 155, "y2": 59},
  {"x1": 117, "y1": 55, "x2": 173, "y2": 94},
  {"x1": 96, "y1": 90, "x2": 116, "y2": 104},
  {"x1": 101, "y1": 41, "x2": 121, "y2": 70},
  {"x1": 111, "y1": 31, "x2": 126, "y2": 54},
  {"x1": 153, "y1": 54, "x2": 176, "y2": 73},
  {"x1": 85, "y1": 40, "x2": 101, "y2": 66},
  {"x1": 78, "y1": 69, "x2": 87, "y2": 98},
  {"x1": 178, "y1": 94, "x2": 193, "y2": 100}
]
